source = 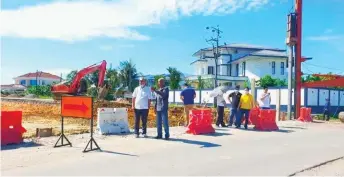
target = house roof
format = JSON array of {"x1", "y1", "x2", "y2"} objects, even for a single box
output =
[
  {"x1": 192, "y1": 43, "x2": 285, "y2": 56},
  {"x1": 15, "y1": 72, "x2": 61, "y2": 80}
]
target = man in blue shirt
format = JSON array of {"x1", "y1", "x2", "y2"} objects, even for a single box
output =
[
  {"x1": 180, "y1": 83, "x2": 196, "y2": 126},
  {"x1": 323, "y1": 98, "x2": 331, "y2": 121}
]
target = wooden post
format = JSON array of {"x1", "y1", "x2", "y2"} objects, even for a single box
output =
[{"x1": 276, "y1": 89, "x2": 281, "y2": 121}]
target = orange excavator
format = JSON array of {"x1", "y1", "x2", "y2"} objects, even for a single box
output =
[{"x1": 51, "y1": 60, "x2": 108, "y2": 100}]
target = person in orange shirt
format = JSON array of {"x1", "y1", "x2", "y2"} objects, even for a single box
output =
[{"x1": 236, "y1": 87, "x2": 255, "y2": 129}]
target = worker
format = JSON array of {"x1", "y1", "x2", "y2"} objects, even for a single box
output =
[
  {"x1": 323, "y1": 98, "x2": 331, "y2": 121},
  {"x1": 259, "y1": 87, "x2": 271, "y2": 109},
  {"x1": 236, "y1": 87, "x2": 254, "y2": 129},
  {"x1": 180, "y1": 83, "x2": 196, "y2": 126},
  {"x1": 215, "y1": 86, "x2": 227, "y2": 127},
  {"x1": 132, "y1": 77, "x2": 152, "y2": 138},
  {"x1": 227, "y1": 85, "x2": 242, "y2": 127},
  {"x1": 151, "y1": 78, "x2": 170, "y2": 140}
]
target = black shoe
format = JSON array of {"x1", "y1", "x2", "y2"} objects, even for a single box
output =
[
  {"x1": 164, "y1": 137, "x2": 170, "y2": 140},
  {"x1": 155, "y1": 136, "x2": 162, "y2": 139},
  {"x1": 216, "y1": 124, "x2": 220, "y2": 127},
  {"x1": 235, "y1": 125, "x2": 240, "y2": 129},
  {"x1": 221, "y1": 123, "x2": 227, "y2": 127},
  {"x1": 244, "y1": 126, "x2": 248, "y2": 129},
  {"x1": 227, "y1": 124, "x2": 232, "y2": 127}
]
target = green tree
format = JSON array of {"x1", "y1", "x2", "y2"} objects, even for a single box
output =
[
  {"x1": 119, "y1": 59, "x2": 138, "y2": 92},
  {"x1": 196, "y1": 76, "x2": 205, "y2": 89},
  {"x1": 66, "y1": 70, "x2": 77, "y2": 82},
  {"x1": 106, "y1": 68, "x2": 120, "y2": 89},
  {"x1": 256, "y1": 75, "x2": 277, "y2": 88},
  {"x1": 167, "y1": 67, "x2": 182, "y2": 90}
]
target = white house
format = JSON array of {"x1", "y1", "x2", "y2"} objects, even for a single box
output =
[
  {"x1": 14, "y1": 71, "x2": 62, "y2": 86},
  {"x1": 187, "y1": 43, "x2": 289, "y2": 88}
]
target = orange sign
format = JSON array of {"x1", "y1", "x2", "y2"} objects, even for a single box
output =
[{"x1": 61, "y1": 96, "x2": 93, "y2": 118}]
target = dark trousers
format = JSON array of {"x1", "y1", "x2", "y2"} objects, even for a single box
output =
[
  {"x1": 236, "y1": 109, "x2": 250, "y2": 128},
  {"x1": 156, "y1": 109, "x2": 170, "y2": 138},
  {"x1": 228, "y1": 108, "x2": 238, "y2": 126},
  {"x1": 134, "y1": 109, "x2": 148, "y2": 135},
  {"x1": 216, "y1": 106, "x2": 225, "y2": 125},
  {"x1": 323, "y1": 110, "x2": 330, "y2": 121}
]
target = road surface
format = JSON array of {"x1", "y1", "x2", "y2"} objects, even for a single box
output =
[{"x1": 1, "y1": 120, "x2": 343, "y2": 176}]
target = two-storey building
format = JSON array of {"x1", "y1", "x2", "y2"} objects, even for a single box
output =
[{"x1": 187, "y1": 43, "x2": 289, "y2": 88}]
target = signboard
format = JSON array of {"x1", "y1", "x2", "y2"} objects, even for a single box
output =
[{"x1": 61, "y1": 96, "x2": 93, "y2": 118}]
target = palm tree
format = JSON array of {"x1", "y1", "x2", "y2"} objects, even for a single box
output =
[{"x1": 119, "y1": 60, "x2": 138, "y2": 92}]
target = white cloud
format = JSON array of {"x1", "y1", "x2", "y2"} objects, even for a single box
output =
[
  {"x1": 306, "y1": 35, "x2": 344, "y2": 41},
  {"x1": 0, "y1": 0, "x2": 270, "y2": 42}
]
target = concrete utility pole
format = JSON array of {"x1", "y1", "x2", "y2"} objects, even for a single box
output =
[
  {"x1": 286, "y1": 12, "x2": 297, "y2": 120},
  {"x1": 206, "y1": 25, "x2": 222, "y2": 89},
  {"x1": 206, "y1": 25, "x2": 222, "y2": 107}
]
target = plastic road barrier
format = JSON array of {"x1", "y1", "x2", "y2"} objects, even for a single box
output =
[
  {"x1": 97, "y1": 108, "x2": 130, "y2": 135},
  {"x1": 1, "y1": 111, "x2": 27, "y2": 145},
  {"x1": 254, "y1": 109, "x2": 279, "y2": 131},
  {"x1": 186, "y1": 109, "x2": 215, "y2": 135},
  {"x1": 298, "y1": 107, "x2": 313, "y2": 122}
]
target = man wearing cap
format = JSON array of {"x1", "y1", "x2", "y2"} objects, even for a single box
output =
[
  {"x1": 132, "y1": 77, "x2": 152, "y2": 138},
  {"x1": 227, "y1": 85, "x2": 242, "y2": 127}
]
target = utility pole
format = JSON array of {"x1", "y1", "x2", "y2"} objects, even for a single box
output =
[
  {"x1": 286, "y1": 12, "x2": 297, "y2": 120},
  {"x1": 206, "y1": 25, "x2": 222, "y2": 107},
  {"x1": 206, "y1": 25, "x2": 222, "y2": 89},
  {"x1": 294, "y1": 0, "x2": 303, "y2": 119}
]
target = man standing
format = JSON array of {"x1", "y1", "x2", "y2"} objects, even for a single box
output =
[
  {"x1": 180, "y1": 83, "x2": 196, "y2": 126},
  {"x1": 152, "y1": 78, "x2": 170, "y2": 140},
  {"x1": 237, "y1": 87, "x2": 254, "y2": 129},
  {"x1": 259, "y1": 87, "x2": 271, "y2": 109},
  {"x1": 227, "y1": 85, "x2": 242, "y2": 127},
  {"x1": 132, "y1": 77, "x2": 152, "y2": 138},
  {"x1": 323, "y1": 98, "x2": 331, "y2": 121},
  {"x1": 216, "y1": 90, "x2": 227, "y2": 127}
]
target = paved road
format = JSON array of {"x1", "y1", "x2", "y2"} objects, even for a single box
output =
[{"x1": 2, "y1": 121, "x2": 344, "y2": 176}]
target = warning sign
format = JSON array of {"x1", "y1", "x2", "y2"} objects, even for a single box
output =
[{"x1": 61, "y1": 96, "x2": 93, "y2": 118}]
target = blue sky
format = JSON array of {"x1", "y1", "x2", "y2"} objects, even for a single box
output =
[{"x1": 1, "y1": 0, "x2": 344, "y2": 84}]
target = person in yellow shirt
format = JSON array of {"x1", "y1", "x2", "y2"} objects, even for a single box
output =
[{"x1": 236, "y1": 87, "x2": 255, "y2": 129}]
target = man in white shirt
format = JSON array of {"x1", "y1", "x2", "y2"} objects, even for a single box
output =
[
  {"x1": 259, "y1": 87, "x2": 271, "y2": 109},
  {"x1": 132, "y1": 77, "x2": 152, "y2": 138}
]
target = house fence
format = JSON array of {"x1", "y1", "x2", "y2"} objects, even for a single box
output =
[{"x1": 166, "y1": 87, "x2": 344, "y2": 116}]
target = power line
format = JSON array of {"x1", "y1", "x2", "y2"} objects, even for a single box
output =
[{"x1": 305, "y1": 63, "x2": 344, "y2": 72}]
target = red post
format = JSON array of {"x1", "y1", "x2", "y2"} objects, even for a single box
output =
[{"x1": 295, "y1": 0, "x2": 302, "y2": 119}]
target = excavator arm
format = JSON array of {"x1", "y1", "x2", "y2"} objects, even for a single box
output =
[
  {"x1": 69, "y1": 60, "x2": 107, "y2": 93},
  {"x1": 302, "y1": 74, "x2": 344, "y2": 87},
  {"x1": 51, "y1": 60, "x2": 107, "y2": 100}
]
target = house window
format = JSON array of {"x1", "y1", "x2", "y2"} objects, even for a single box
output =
[
  {"x1": 30, "y1": 80, "x2": 37, "y2": 86},
  {"x1": 227, "y1": 64, "x2": 231, "y2": 76},
  {"x1": 208, "y1": 66, "x2": 214, "y2": 75},
  {"x1": 272, "y1": 61, "x2": 276, "y2": 75},
  {"x1": 216, "y1": 65, "x2": 220, "y2": 75},
  {"x1": 242, "y1": 62, "x2": 246, "y2": 76},
  {"x1": 280, "y1": 62, "x2": 285, "y2": 75},
  {"x1": 236, "y1": 64, "x2": 239, "y2": 76},
  {"x1": 42, "y1": 80, "x2": 46, "y2": 85},
  {"x1": 20, "y1": 80, "x2": 26, "y2": 86}
]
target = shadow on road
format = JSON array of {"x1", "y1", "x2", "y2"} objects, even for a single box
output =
[
  {"x1": 201, "y1": 131, "x2": 231, "y2": 137},
  {"x1": 280, "y1": 126, "x2": 307, "y2": 130},
  {"x1": 241, "y1": 128, "x2": 295, "y2": 133},
  {"x1": 1, "y1": 141, "x2": 42, "y2": 151},
  {"x1": 168, "y1": 138, "x2": 221, "y2": 148},
  {"x1": 312, "y1": 120, "x2": 325, "y2": 124},
  {"x1": 101, "y1": 150, "x2": 138, "y2": 157}
]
